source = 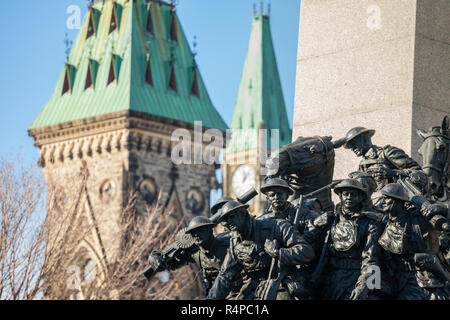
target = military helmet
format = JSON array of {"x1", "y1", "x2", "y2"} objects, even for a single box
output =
[
  {"x1": 210, "y1": 196, "x2": 233, "y2": 215},
  {"x1": 260, "y1": 178, "x2": 294, "y2": 195},
  {"x1": 216, "y1": 200, "x2": 249, "y2": 222},
  {"x1": 333, "y1": 178, "x2": 368, "y2": 198},
  {"x1": 380, "y1": 183, "x2": 410, "y2": 202},
  {"x1": 343, "y1": 127, "x2": 376, "y2": 149},
  {"x1": 185, "y1": 216, "x2": 216, "y2": 234},
  {"x1": 348, "y1": 171, "x2": 377, "y2": 195}
]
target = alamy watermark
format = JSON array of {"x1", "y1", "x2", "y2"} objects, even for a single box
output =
[
  {"x1": 67, "y1": 5, "x2": 82, "y2": 30},
  {"x1": 366, "y1": 265, "x2": 381, "y2": 290},
  {"x1": 67, "y1": 261, "x2": 97, "y2": 291},
  {"x1": 367, "y1": 5, "x2": 382, "y2": 30},
  {"x1": 170, "y1": 122, "x2": 279, "y2": 175}
]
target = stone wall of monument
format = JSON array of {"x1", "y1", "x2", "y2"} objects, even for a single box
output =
[{"x1": 293, "y1": 0, "x2": 450, "y2": 180}]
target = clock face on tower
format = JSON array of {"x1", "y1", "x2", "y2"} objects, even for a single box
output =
[{"x1": 232, "y1": 165, "x2": 256, "y2": 196}]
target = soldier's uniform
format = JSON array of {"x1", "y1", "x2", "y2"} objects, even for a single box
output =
[
  {"x1": 343, "y1": 127, "x2": 422, "y2": 189},
  {"x1": 377, "y1": 184, "x2": 449, "y2": 300},
  {"x1": 358, "y1": 145, "x2": 422, "y2": 182},
  {"x1": 258, "y1": 201, "x2": 321, "y2": 234},
  {"x1": 147, "y1": 217, "x2": 240, "y2": 298},
  {"x1": 420, "y1": 201, "x2": 450, "y2": 277},
  {"x1": 258, "y1": 178, "x2": 322, "y2": 235},
  {"x1": 206, "y1": 201, "x2": 315, "y2": 300},
  {"x1": 164, "y1": 233, "x2": 240, "y2": 297},
  {"x1": 258, "y1": 178, "x2": 321, "y2": 299},
  {"x1": 305, "y1": 179, "x2": 385, "y2": 300}
]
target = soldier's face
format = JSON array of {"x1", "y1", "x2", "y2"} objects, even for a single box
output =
[
  {"x1": 223, "y1": 210, "x2": 246, "y2": 233},
  {"x1": 379, "y1": 195, "x2": 402, "y2": 214},
  {"x1": 265, "y1": 189, "x2": 289, "y2": 211},
  {"x1": 348, "y1": 136, "x2": 370, "y2": 157},
  {"x1": 191, "y1": 227, "x2": 213, "y2": 246},
  {"x1": 379, "y1": 195, "x2": 394, "y2": 212},
  {"x1": 339, "y1": 188, "x2": 362, "y2": 211}
]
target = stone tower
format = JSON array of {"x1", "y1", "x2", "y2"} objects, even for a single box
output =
[
  {"x1": 293, "y1": 0, "x2": 450, "y2": 180},
  {"x1": 28, "y1": 0, "x2": 227, "y2": 299},
  {"x1": 222, "y1": 9, "x2": 291, "y2": 215}
]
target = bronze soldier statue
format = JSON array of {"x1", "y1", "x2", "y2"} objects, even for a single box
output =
[
  {"x1": 146, "y1": 216, "x2": 238, "y2": 297},
  {"x1": 210, "y1": 188, "x2": 258, "y2": 223},
  {"x1": 398, "y1": 178, "x2": 450, "y2": 287},
  {"x1": 343, "y1": 127, "x2": 422, "y2": 189},
  {"x1": 305, "y1": 179, "x2": 385, "y2": 300},
  {"x1": 258, "y1": 177, "x2": 321, "y2": 299},
  {"x1": 206, "y1": 200, "x2": 315, "y2": 300},
  {"x1": 210, "y1": 196, "x2": 233, "y2": 223},
  {"x1": 348, "y1": 171, "x2": 378, "y2": 206},
  {"x1": 258, "y1": 178, "x2": 321, "y2": 234},
  {"x1": 377, "y1": 183, "x2": 449, "y2": 300}
]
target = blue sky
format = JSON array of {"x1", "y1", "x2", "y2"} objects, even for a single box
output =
[{"x1": 0, "y1": 0, "x2": 300, "y2": 166}]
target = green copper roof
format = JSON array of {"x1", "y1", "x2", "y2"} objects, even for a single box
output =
[
  {"x1": 29, "y1": 0, "x2": 227, "y2": 131},
  {"x1": 226, "y1": 14, "x2": 291, "y2": 154}
]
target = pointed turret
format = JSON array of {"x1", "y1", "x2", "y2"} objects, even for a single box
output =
[
  {"x1": 222, "y1": 9, "x2": 292, "y2": 217},
  {"x1": 226, "y1": 10, "x2": 291, "y2": 154},
  {"x1": 29, "y1": 0, "x2": 227, "y2": 132}
]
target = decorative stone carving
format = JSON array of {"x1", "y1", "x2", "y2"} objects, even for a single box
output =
[
  {"x1": 139, "y1": 178, "x2": 158, "y2": 205},
  {"x1": 99, "y1": 179, "x2": 116, "y2": 202},
  {"x1": 186, "y1": 187, "x2": 205, "y2": 214}
]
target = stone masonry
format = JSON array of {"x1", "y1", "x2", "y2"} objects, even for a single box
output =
[
  {"x1": 29, "y1": 110, "x2": 219, "y2": 299},
  {"x1": 293, "y1": 0, "x2": 450, "y2": 180}
]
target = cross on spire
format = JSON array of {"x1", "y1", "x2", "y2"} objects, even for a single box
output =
[
  {"x1": 64, "y1": 32, "x2": 73, "y2": 60},
  {"x1": 192, "y1": 35, "x2": 198, "y2": 58}
]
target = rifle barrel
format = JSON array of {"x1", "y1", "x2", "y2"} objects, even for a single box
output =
[
  {"x1": 293, "y1": 195, "x2": 304, "y2": 228},
  {"x1": 398, "y1": 178, "x2": 430, "y2": 208},
  {"x1": 303, "y1": 180, "x2": 343, "y2": 199}
]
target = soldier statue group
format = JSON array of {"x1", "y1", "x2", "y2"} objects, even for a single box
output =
[{"x1": 145, "y1": 121, "x2": 450, "y2": 300}]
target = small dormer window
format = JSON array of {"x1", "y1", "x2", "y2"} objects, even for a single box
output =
[
  {"x1": 169, "y1": 66, "x2": 177, "y2": 92},
  {"x1": 85, "y1": 59, "x2": 98, "y2": 90},
  {"x1": 191, "y1": 69, "x2": 199, "y2": 97},
  {"x1": 145, "y1": 60, "x2": 153, "y2": 86},
  {"x1": 62, "y1": 64, "x2": 76, "y2": 95},
  {"x1": 169, "y1": 14, "x2": 177, "y2": 42},
  {"x1": 62, "y1": 72, "x2": 71, "y2": 95},
  {"x1": 107, "y1": 59, "x2": 115, "y2": 85},
  {"x1": 107, "y1": 55, "x2": 121, "y2": 85},
  {"x1": 109, "y1": 7, "x2": 117, "y2": 33},
  {"x1": 87, "y1": 17, "x2": 95, "y2": 38},
  {"x1": 109, "y1": 3, "x2": 122, "y2": 34},
  {"x1": 86, "y1": 8, "x2": 100, "y2": 39},
  {"x1": 85, "y1": 65, "x2": 93, "y2": 89}
]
